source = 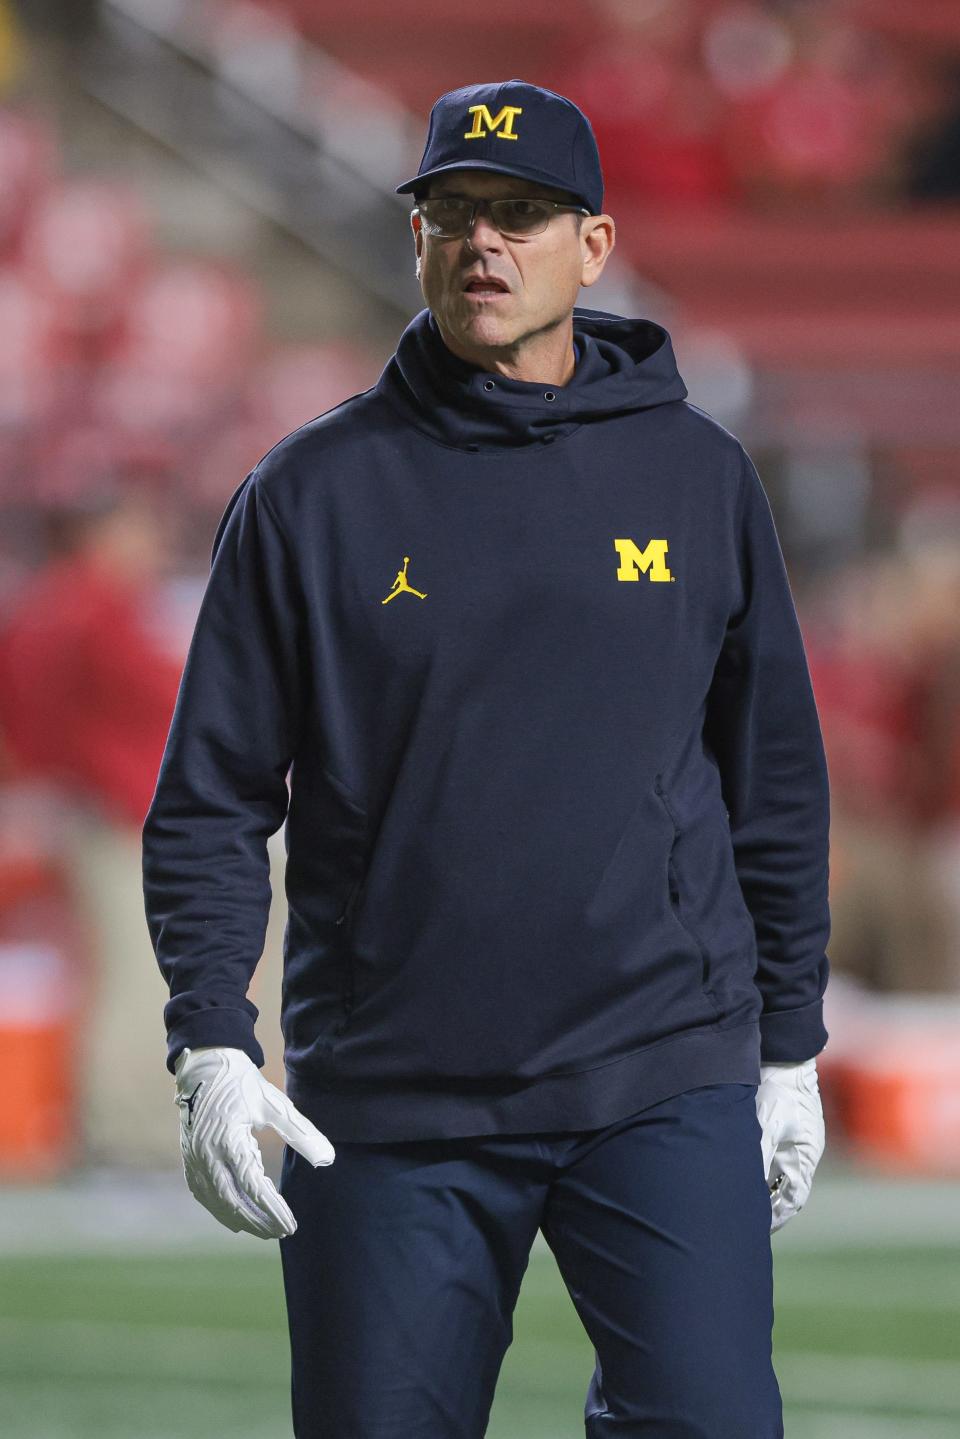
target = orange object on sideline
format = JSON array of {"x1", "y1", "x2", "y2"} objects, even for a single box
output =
[
  {"x1": 819, "y1": 995, "x2": 960, "y2": 1175},
  {"x1": 0, "y1": 943, "x2": 77, "y2": 1179}
]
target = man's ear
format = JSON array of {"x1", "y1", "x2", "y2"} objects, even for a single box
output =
[{"x1": 579, "y1": 213, "x2": 616, "y2": 289}]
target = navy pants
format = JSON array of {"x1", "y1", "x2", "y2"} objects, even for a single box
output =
[{"x1": 278, "y1": 1082, "x2": 783, "y2": 1438}]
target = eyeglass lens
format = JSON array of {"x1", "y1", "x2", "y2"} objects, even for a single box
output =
[{"x1": 420, "y1": 197, "x2": 552, "y2": 236}]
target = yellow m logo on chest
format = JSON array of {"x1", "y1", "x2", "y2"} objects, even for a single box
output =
[
  {"x1": 464, "y1": 104, "x2": 523, "y2": 141},
  {"x1": 613, "y1": 538, "x2": 673, "y2": 582}
]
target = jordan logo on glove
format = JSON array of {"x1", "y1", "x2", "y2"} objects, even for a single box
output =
[{"x1": 178, "y1": 1082, "x2": 203, "y2": 1129}]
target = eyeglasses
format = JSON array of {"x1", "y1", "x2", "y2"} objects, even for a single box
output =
[{"x1": 414, "y1": 194, "x2": 591, "y2": 239}]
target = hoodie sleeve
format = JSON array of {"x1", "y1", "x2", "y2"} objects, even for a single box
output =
[
  {"x1": 704, "y1": 446, "x2": 831, "y2": 1062},
  {"x1": 142, "y1": 467, "x2": 306, "y2": 1075}
]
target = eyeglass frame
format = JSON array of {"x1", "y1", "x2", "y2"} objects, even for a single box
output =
[{"x1": 413, "y1": 193, "x2": 592, "y2": 239}]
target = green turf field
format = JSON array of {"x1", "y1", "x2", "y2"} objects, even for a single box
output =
[{"x1": 1, "y1": 1168, "x2": 958, "y2": 1438}]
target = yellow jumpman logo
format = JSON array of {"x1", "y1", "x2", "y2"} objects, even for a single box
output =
[{"x1": 381, "y1": 555, "x2": 428, "y2": 604}]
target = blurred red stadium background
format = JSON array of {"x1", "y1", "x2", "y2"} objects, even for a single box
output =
[{"x1": 0, "y1": 0, "x2": 958, "y2": 1180}]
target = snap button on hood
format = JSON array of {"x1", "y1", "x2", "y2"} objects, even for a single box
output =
[{"x1": 376, "y1": 306, "x2": 689, "y2": 452}]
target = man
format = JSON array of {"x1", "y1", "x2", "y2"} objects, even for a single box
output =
[
  {"x1": 145, "y1": 80, "x2": 828, "y2": 1437},
  {"x1": 0, "y1": 481, "x2": 182, "y2": 1165}
]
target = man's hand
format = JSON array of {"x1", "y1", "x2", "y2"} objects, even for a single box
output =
[
  {"x1": 174, "y1": 1045, "x2": 335, "y2": 1239},
  {"x1": 755, "y1": 1057, "x2": 825, "y2": 1234}
]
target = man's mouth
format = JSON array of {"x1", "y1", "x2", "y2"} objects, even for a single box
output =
[{"x1": 463, "y1": 277, "x2": 510, "y2": 294}]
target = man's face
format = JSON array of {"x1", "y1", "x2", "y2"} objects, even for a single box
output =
[{"x1": 410, "y1": 170, "x2": 596, "y2": 358}]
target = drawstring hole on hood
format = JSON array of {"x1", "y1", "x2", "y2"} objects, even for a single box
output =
[
  {"x1": 483, "y1": 380, "x2": 495, "y2": 391},
  {"x1": 544, "y1": 391, "x2": 556, "y2": 401}
]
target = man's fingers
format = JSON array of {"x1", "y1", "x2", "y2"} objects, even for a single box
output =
[
  {"x1": 760, "y1": 1129, "x2": 776, "y2": 1185},
  {"x1": 756, "y1": 1101, "x2": 781, "y2": 1184},
  {"x1": 767, "y1": 1139, "x2": 814, "y2": 1232},
  {"x1": 256, "y1": 1082, "x2": 336, "y2": 1168},
  {"x1": 224, "y1": 1135, "x2": 298, "y2": 1237},
  {"x1": 770, "y1": 1194, "x2": 793, "y2": 1233},
  {"x1": 188, "y1": 1135, "x2": 292, "y2": 1240},
  {"x1": 770, "y1": 1168, "x2": 809, "y2": 1231},
  {"x1": 211, "y1": 1155, "x2": 286, "y2": 1239},
  {"x1": 184, "y1": 1160, "x2": 257, "y2": 1237}
]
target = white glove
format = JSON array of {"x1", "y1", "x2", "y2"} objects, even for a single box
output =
[
  {"x1": 755, "y1": 1056, "x2": 825, "y2": 1234},
  {"x1": 174, "y1": 1045, "x2": 335, "y2": 1239}
]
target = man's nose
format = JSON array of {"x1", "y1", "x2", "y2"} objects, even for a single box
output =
[{"x1": 463, "y1": 201, "x2": 504, "y2": 249}]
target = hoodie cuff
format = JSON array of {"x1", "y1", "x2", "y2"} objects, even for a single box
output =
[
  {"x1": 166, "y1": 1007, "x2": 266, "y2": 1076},
  {"x1": 759, "y1": 999, "x2": 828, "y2": 1063}
]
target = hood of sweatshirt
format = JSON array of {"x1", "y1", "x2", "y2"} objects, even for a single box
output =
[{"x1": 375, "y1": 304, "x2": 689, "y2": 451}]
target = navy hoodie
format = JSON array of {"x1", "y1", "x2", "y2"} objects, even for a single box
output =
[{"x1": 142, "y1": 305, "x2": 831, "y2": 1142}]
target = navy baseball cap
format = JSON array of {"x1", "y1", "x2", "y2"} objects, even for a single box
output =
[{"x1": 395, "y1": 79, "x2": 604, "y2": 216}]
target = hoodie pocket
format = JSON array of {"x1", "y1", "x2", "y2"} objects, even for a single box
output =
[
  {"x1": 333, "y1": 870, "x2": 369, "y2": 1020},
  {"x1": 654, "y1": 775, "x2": 720, "y2": 1009},
  {"x1": 290, "y1": 763, "x2": 371, "y2": 1029}
]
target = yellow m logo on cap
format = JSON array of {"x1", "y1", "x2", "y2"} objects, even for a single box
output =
[{"x1": 464, "y1": 104, "x2": 523, "y2": 141}]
